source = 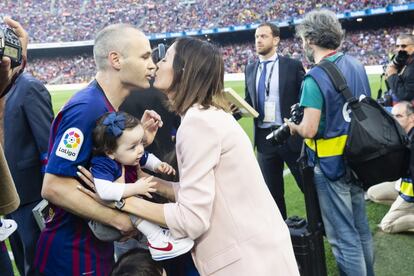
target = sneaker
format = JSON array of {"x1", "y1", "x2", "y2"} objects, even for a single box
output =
[
  {"x1": 0, "y1": 218, "x2": 17, "y2": 242},
  {"x1": 147, "y1": 229, "x2": 194, "y2": 261}
]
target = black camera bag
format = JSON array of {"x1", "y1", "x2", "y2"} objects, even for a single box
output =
[{"x1": 317, "y1": 60, "x2": 410, "y2": 190}]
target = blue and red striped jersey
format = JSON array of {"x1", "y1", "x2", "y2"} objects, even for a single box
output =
[{"x1": 35, "y1": 81, "x2": 116, "y2": 276}]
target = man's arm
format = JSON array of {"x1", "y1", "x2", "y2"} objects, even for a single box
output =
[
  {"x1": 386, "y1": 63, "x2": 414, "y2": 101},
  {"x1": 76, "y1": 167, "x2": 169, "y2": 227},
  {"x1": 41, "y1": 173, "x2": 134, "y2": 232},
  {"x1": 23, "y1": 79, "x2": 54, "y2": 156},
  {"x1": 286, "y1": 107, "x2": 321, "y2": 139}
]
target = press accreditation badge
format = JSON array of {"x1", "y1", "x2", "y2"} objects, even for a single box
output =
[
  {"x1": 264, "y1": 101, "x2": 276, "y2": 122},
  {"x1": 55, "y1": 128, "x2": 84, "y2": 161}
]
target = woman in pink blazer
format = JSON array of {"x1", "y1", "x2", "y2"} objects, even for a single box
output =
[{"x1": 81, "y1": 37, "x2": 299, "y2": 276}]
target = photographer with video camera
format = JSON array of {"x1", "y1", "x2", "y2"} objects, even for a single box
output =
[
  {"x1": 0, "y1": 17, "x2": 27, "y2": 96},
  {"x1": 0, "y1": 16, "x2": 27, "y2": 276},
  {"x1": 285, "y1": 10, "x2": 374, "y2": 276},
  {"x1": 384, "y1": 33, "x2": 414, "y2": 103}
]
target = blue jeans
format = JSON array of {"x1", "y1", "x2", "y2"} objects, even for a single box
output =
[{"x1": 313, "y1": 165, "x2": 374, "y2": 276}]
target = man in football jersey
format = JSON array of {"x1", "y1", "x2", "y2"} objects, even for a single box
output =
[{"x1": 35, "y1": 24, "x2": 161, "y2": 276}]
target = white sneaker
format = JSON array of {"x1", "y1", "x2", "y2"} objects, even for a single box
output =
[
  {"x1": 147, "y1": 229, "x2": 194, "y2": 261},
  {"x1": 0, "y1": 218, "x2": 17, "y2": 242}
]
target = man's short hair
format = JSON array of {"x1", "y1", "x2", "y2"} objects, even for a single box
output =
[
  {"x1": 257, "y1": 22, "x2": 280, "y2": 37},
  {"x1": 93, "y1": 24, "x2": 137, "y2": 71},
  {"x1": 397, "y1": 33, "x2": 414, "y2": 44},
  {"x1": 296, "y1": 9, "x2": 344, "y2": 50},
  {"x1": 398, "y1": 101, "x2": 414, "y2": 115}
]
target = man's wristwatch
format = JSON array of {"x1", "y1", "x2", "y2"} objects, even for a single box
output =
[{"x1": 114, "y1": 199, "x2": 125, "y2": 210}]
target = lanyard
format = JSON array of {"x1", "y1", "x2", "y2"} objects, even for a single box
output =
[{"x1": 261, "y1": 57, "x2": 279, "y2": 97}]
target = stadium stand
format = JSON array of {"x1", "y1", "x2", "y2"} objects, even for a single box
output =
[
  {"x1": 0, "y1": 0, "x2": 409, "y2": 43},
  {"x1": 25, "y1": 25, "x2": 413, "y2": 84},
  {"x1": 0, "y1": 0, "x2": 412, "y2": 84}
]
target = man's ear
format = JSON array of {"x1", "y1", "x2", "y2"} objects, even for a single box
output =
[
  {"x1": 108, "y1": 51, "x2": 121, "y2": 70},
  {"x1": 409, "y1": 112, "x2": 414, "y2": 125},
  {"x1": 273, "y1": 36, "x2": 280, "y2": 48}
]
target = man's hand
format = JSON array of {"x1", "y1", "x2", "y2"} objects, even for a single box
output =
[
  {"x1": 0, "y1": 56, "x2": 13, "y2": 92},
  {"x1": 0, "y1": 17, "x2": 28, "y2": 94},
  {"x1": 141, "y1": 110, "x2": 163, "y2": 146},
  {"x1": 4, "y1": 17, "x2": 28, "y2": 56},
  {"x1": 385, "y1": 63, "x2": 398, "y2": 78},
  {"x1": 284, "y1": 118, "x2": 298, "y2": 135}
]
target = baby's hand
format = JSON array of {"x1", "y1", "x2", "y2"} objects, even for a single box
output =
[
  {"x1": 156, "y1": 162, "x2": 176, "y2": 175},
  {"x1": 133, "y1": 176, "x2": 157, "y2": 198}
]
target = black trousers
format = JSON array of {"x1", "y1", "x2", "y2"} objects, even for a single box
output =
[
  {"x1": 256, "y1": 127, "x2": 303, "y2": 219},
  {"x1": 6, "y1": 201, "x2": 41, "y2": 276}
]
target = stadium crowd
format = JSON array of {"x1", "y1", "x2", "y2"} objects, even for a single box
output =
[
  {"x1": 0, "y1": 0, "x2": 410, "y2": 43},
  {"x1": 2, "y1": 4, "x2": 414, "y2": 275},
  {"x1": 26, "y1": 25, "x2": 413, "y2": 84}
]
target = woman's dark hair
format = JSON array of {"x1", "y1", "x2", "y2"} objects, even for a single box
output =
[
  {"x1": 110, "y1": 248, "x2": 164, "y2": 276},
  {"x1": 93, "y1": 111, "x2": 141, "y2": 156},
  {"x1": 166, "y1": 37, "x2": 229, "y2": 115}
]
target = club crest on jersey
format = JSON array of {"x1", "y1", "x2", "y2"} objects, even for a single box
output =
[{"x1": 56, "y1": 128, "x2": 84, "y2": 161}]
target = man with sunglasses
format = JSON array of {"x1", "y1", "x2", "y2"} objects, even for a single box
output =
[{"x1": 385, "y1": 33, "x2": 414, "y2": 103}]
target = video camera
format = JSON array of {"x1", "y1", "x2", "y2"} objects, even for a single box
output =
[
  {"x1": 151, "y1": 43, "x2": 166, "y2": 64},
  {"x1": 376, "y1": 50, "x2": 411, "y2": 106},
  {"x1": 266, "y1": 103, "x2": 304, "y2": 144},
  {"x1": 391, "y1": 50, "x2": 410, "y2": 71},
  {"x1": 0, "y1": 27, "x2": 22, "y2": 69}
]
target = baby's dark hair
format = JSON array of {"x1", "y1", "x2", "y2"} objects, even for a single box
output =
[
  {"x1": 110, "y1": 248, "x2": 164, "y2": 276},
  {"x1": 93, "y1": 111, "x2": 141, "y2": 156}
]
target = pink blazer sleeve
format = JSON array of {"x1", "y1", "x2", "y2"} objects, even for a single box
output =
[{"x1": 164, "y1": 111, "x2": 220, "y2": 240}]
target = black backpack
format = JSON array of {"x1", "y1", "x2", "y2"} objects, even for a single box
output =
[{"x1": 317, "y1": 60, "x2": 410, "y2": 190}]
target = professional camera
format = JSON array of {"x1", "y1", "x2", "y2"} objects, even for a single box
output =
[
  {"x1": 266, "y1": 103, "x2": 304, "y2": 145},
  {"x1": 151, "y1": 43, "x2": 166, "y2": 64},
  {"x1": 0, "y1": 27, "x2": 22, "y2": 69},
  {"x1": 391, "y1": 50, "x2": 409, "y2": 71}
]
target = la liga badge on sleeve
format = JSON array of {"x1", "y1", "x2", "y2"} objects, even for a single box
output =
[{"x1": 55, "y1": 127, "x2": 84, "y2": 161}]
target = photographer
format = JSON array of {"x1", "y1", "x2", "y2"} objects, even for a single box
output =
[
  {"x1": 0, "y1": 17, "x2": 27, "y2": 276},
  {"x1": 0, "y1": 17, "x2": 28, "y2": 96},
  {"x1": 286, "y1": 10, "x2": 374, "y2": 276},
  {"x1": 379, "y1": 101, "x2": 414, "y2": 233},
  {"x1": 385, "y1": 33, "x2": 414, "y2": 102}
]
